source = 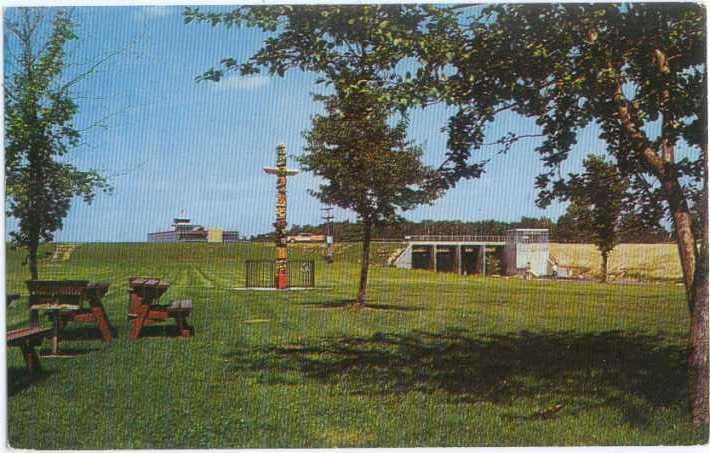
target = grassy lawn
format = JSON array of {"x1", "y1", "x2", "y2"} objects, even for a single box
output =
[{"x1": 5, "y1": 242, "x2": 707, "y2": 447}]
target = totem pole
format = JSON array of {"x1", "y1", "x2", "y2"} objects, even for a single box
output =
[{"x1": 263, "y1": 144, "x2": 299, "y2": 289}]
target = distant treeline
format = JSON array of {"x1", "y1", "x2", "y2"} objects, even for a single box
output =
[{"x1": 249, "y1": 216, "x2": 673, "y2": 243}]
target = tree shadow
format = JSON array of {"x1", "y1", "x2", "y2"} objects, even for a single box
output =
[
  {"x1": 7, "y1": 367, "x2": 56, "y2": 397},
  {"x1": 137, "y1": 324, "x2": 193, "y2": 338},
  {"x1": 298, "y1": 299, "x2": 423, "y2": 311},
  {"x1": 297, "y1": 299, "x2": 353, "y2": 309},
  {"x1": 223, "y1": 329, "x2": 689, "y2": 428}
]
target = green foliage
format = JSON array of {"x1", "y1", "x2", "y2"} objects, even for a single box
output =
[
  {"x1": 185, "y1": 5, "x2": 429, "y2": 88},
  {"x1": 184, "y1": 5, "x2": 447, "y2": 222},
  {"x1": 256, "y1": 215, "x2": 672, "y2": 244},
  {"x1": 4, "y1": 9, "x2": 110, "y2": 276},
  {"x1": 301, "y1": 90, "x2": 436, "y2": 227},
  {"x1": 6, "y1": 242, "x2": 705, "y2": 447},
  {"x1": 300, "y1": 88, "x2": 435, "y2": 303},
  {"x1": 484, "y1": 253, "x2": 502, "y2": 275},
  {"x1": 552, "y1": 155, "x2": 677, "y2": 280},
  {"x1": 184, "y1": 5, "x2": 486, "y2": 187},
  {"x1": 415, "y1": 4, "x2": 705, "y2": 221},
  {"x1": 560, "y1": 156, "x2": 631, "y2": 257}
]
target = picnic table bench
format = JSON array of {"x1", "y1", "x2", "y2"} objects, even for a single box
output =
[
  {"x1": 27, "y1": 280, "x2": 114, "y2": 354},
  {"x1": 6, "y1": 293, "x2": 20, "y2": 307},
  {"x1": 7, "y1": 326, "x2": 51, "y2": 373},
  {"x1": 128, "y1": 277, "x2": 193, "y2": 340}
]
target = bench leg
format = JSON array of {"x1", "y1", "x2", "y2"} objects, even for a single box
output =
[
  {"x1": 30, "y1": 309, "x2": 40, "y2": 328},
  {"x1": 20, "y1": 343, "x2": 41, "y2": 374},
  {"x1": 90, "y1": 304, "x2": 114, "y2": 343},
  {"x1": 50, "y1": 312, "x2": 60, "y2": 355},
  {"x1": 129, "y1": 305, "x2": 149, "y2": 340},
  {"x1": 174, "y1": 313, "x2": 192, "y2": 337}
]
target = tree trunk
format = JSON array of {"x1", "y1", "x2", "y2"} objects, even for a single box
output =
[
  {"x1": 689, "y1": 244, "x2": 708, "y2": 424},
  {"x1": 664, "y1": 172, "x2": 708, "y2": 425},
  {"x1": 613, "y1": 82, "x2": 698, "y2": 298},
  {"x1": 356, "y1": 221, "x2": 372, "y2": 306},
  {"x1": 600, "y1": 251, "x2": 609, "y2": 283},
  {"x1": 614, "y1": 84, "x2": 706, "y2": 423},
  {"x1": 671, "y1": 203, "x2": 698, "y2": 301},
  {"x1": 688, "y1": 142, "x2": 709, "y2": 424},
  {"x1": 28, "y1": 241, "x2": 39, "y2": 280}
]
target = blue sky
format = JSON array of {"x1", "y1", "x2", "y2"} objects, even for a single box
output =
[{"x1": 4, "y1": 5, "x2": 609, "y2": 242}]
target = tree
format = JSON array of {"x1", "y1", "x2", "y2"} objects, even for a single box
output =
[
  {"x1": 302, "y1": 89, "x2": 435, "y2": 304},
  {"x1": 184, "y1": 5, "x2": 461, "y2": 305},
  {"x1": 555, "y1": 206, "x2": 588, "y2": 243},
  {"x1": 416, "y1": 3, "x2": 707, "y2": 423},
  {"x1": 4, "y1": 8, "x2": 110, "y2": 279},
  {"x1": 559, "y1": 155, "x2": 631, "y2": 282}
]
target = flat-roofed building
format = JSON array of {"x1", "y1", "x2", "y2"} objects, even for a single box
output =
[
  {"x1": 148, "y1": 216, "x2": 239, "y2": 243},
  {"x1": 393, "y1": 229, "x2": 550, "y2": 277}
]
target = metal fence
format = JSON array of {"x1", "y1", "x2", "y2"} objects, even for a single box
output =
[
  {"x1": 406, "y1": 234, "x2": 506, "y2": 243},
  {"x1": 504, "y1": 229, "x2": 550, "y2": 244},
  {"x1": 245, "y1": 260, "x2": 315, "y2": 288}
]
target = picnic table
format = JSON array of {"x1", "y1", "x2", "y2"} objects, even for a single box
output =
[
  {"x1": 128, "y1": 277, "x2": 193, "y2": 340},
  {"x1": 26, "y1": 280, "x2": 114, "y2": 355}
]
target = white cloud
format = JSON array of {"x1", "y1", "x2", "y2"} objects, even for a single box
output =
[
  {"x1": 136, "y1": 6, "x2": 172, "y2": 20},
  {"x1": 214, "y1": 75, "x2": 270, "y2": 91}
]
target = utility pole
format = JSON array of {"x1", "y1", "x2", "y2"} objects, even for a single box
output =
[{"x1": 321, "y1": 206, "x2": 334, "y2": 263}]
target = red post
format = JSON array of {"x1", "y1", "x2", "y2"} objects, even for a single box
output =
[{"x1": 276, "y1": 269, "x2": 289, "y2": 290}]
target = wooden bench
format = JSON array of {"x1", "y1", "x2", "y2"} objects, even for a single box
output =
[
  {"x1": 7, "y1": 326, "x2": 51, "y2": 373},
  {"x1": 128, "y1": 277, "x2": 193, "y2": 339}
]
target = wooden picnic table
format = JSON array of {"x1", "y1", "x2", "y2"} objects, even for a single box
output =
[
  {"x1": 26, "y1": 280, "x2": 114, "y2": 355},
  {"x1": 128, "y1": 277, "x2": 193, "y2": 340}
]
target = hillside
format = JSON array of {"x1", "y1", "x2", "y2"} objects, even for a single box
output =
[{"x1": 550, "y1": 243, "x2": 682, "y2": 281}]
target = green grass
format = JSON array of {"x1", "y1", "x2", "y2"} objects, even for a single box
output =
[{"x1": 6, "y1": 242, "x2": 708, "y2": 447}]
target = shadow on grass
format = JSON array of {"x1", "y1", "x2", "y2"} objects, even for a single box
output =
[
  {"x1": 7, "y1": 367, "x2": 56, "y2": 397},
  {"x1": 38, "y1": 347, "x2": 103, "y2": 356},
  {"x1": 224, "y1": 329, "x2": 688, "y2": 428},
  {"x1": 137, "y1": 324, "x2": 194, "y2": 338},
  {"x1": 59, "y1": 326, "x2": 118, "y2": 341},
  {"x1": 298, "y1": 299, "x2": 423, "y2": 311}
]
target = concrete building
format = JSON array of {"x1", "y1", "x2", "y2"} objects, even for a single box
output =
[
  {"x1": 393, "y1": 229, "x2": 550, "y2": 277},
  {"x1": 147, "y1": 216, "x2": 240, "y2": 243},
  {"x1": 503, "y1": 228, "x2": 550, "y2": 276}
]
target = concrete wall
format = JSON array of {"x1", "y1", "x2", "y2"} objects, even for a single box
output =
[
  {"x1": 549, "y1": 243, "x2": 681, "y2": 279},
  {"x1": 516, "y1": 243, "x2": 549, "y2": 276},
  {"x1": 393, "y1": 244, "x2": 412, "y2": 269},
  {"x1": 394, "y1": 241, "x2": 679, "y2": 280},
  {"x1": 503, "y1": 242, "x2": 549, "y2": 276}
]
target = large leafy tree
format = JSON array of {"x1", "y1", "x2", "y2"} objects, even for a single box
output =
[
  {"x1": 5, "y1": 8, "x2": 110, "y2": 279},
  {"x1": 417, "y1": 3, "x2": 707, "y2": 423},
  {"x1": 184, "y1": 5, "x2": 464, "y2": 305},
  {"x1": 302, "y1": 89, "x2": 435, "y2": 304}
]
